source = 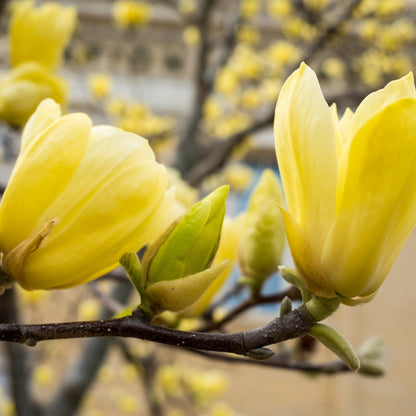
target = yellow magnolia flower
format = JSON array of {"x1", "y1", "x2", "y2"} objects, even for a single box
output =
[
  {"x1": 10, "y1": 0, "x2": 77, "y2": 70},
  {"x1": 274, "y1": 63, "x2": 416, "y2": 302},
  {"x1": 87, "y1": 73, "x2": 113, "y2": 99},
  {"x1": 113, "y1": 1, "x2": 151, "y2": 28},
  {"x1": 0, "y1": 99, "x2": 173, "y2": 290},
  {"x1": 0, "y1": 61, "x2": 67, "y2": 126}
]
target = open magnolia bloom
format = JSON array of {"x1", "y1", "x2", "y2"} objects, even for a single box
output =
[
  {"x1": 274, "y1": 63, "x2": 416, "y2": 304},
  {"x1": 10, "y1": 0, "x2": 77, "y2": 71},
  {"x1": 0, "y1": 99, "x2": 173, "y2": 290}
]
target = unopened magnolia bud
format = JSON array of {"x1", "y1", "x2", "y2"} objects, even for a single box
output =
[
  {"x1": 279, "y1": 296, "x2": 292, "y2": 316},
  {"x1": 309, "y1": 323, "x2": 360, "y2": 372},
  {"x1": 139, "y1": 186, "x2": 230, "y2": 313},
  {"x1": 238, "y1": 169, "x2": 286, "y2": 289}
]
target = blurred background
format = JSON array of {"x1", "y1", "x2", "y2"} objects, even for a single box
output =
[{"x1": 0, "y1": 0, "x2": 416, "y2": 415}]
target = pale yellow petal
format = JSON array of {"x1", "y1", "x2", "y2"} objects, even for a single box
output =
[
  {"x1": 349, "y1": 72, "x2": 415, "y2": 141},
  {"x1": 279, "y1": 206, "x2": 336, "y2": 298},
  {"x1": 146, "y1": 260, "x2": 231, "y2": 312},
  {"x1": 339, "y1": 107, "x2": 354, "y2": 148},
  {"x1": 21, "y1": 161, "x2": 168, "y2": 289},
  {"x1": 322, "y1": 98, "x2": 416, "y2": 297},
  {"x1": 329, "y1": 103, "x2": 343, "y2": 159},
  {"x1": 274, "y1": 63, "x2": 337, "y2": 259},
  {"x1": 21, "y1": 98, "x2": 61, "y2": 150},
  {"x1": 0, "y1": 114, "x2": 91, "y2": 253}
]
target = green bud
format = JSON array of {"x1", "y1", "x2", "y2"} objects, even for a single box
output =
[
  {"x1": 309, "y1": 323, "x2": 360, "y2": 372},
  {"x1": 279, "y1": 296, "x2": 293, "y2": 316},
  {"x1": 139, "y1": 186, "x2": 230, "y2": 313},
  {"x1": 279, "y1": 265, "x2": 311, "y2": 302},
  {"x1": 358, "y1": 361, "x2": 385, "y2": 377},
  {"x1": 238, "y1": 170, "x2": 286, "y2": 289}
]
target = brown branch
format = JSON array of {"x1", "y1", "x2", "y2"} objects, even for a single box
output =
[
  {"x1": 198, "y1": 285, "x2": 301, "y2": 332},
  {"x1": 0, "y1": 304, "x2": 316, "y2": 356},
  {"x1": 190, "y1": 349, "x2": 353, "y2": 375},
  {"x1": 185, "y1": 0, "x2": 365, "y2": 185},
  {"x1": 0, "y1": 288, "x2": 41, "y2": 416}
]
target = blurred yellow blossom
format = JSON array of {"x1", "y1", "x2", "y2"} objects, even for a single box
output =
[
  {"x1": 237, "y1": 25, "x2": 261, "y2": 45},
  {"x1": 258, "y1": 78, "x2": 281, "y2": 102},
  {"x1": 182, "y1": 25, "x2": 200, "y2": 45},
  {"x1": 87, "y1": 73, "x2": 113, "y2": 99},
  {"x1": 98, "y1": 365, "x2": 115, "y2": 383},
  {"x1": 358, "y1": 19, "x2": 379, "y2": 42},
  {"x1": 213, "y1": 113, "x2": 251, "y2": 138},
  {"x1": 17, "y1": 285, "x2": 50, "y2": 304},
  {"x1": 0, "y1": 62, "x2": 67, "y2": 126},
  {"x1": 302, "y1": 0, "x2": 330, "y2": 11},
  {"x1": 203, "y1": 97, "x2": 222, "y2": 120},
  {"x1": 240, "y1": 88, "x2": 262, "y2": 109},
  {"x1": 157, "y1": 365, "x2": 183, "y2": 397},
  {"x1": 184, "y1": 369, "x2": 228, "y2": 405},
  {"x1": 33, "y1": 364, "x2": 54, "y2": 387},
  {"x1": 267, "y1": 0, "x2": 292, "y2": 18},
  {"x1": 239, "y1": 0, "x2": 261, "y2": 19},
  {"x1": 375, "y1": 0, "x2": 404, "y2": 17},
  {"x1": 167, "y1": 168, "x2": 199, "y2": 211},
  {"x1": 113, "y1": 1, "x2": 151, "y2": 28},
  {"x1": 120, "y1": 363, "x2": 139, "y2": 382},
  {"x1": 215, "y1": 68, "x2": 240, "y2": 95},
  {"x1": 10, "y1": 0, "x2": 76, "y2": 70},
  {"x1": 77, "y1": 298, "x2": 101, "y2": 321},
  {"x1": 283, "y1": 17, "x2": 318, "y2": 40},
  {"x1": 224, "y1": 164, "x2": 253, "y2": 192},
  {"x1": 265, "y1": 41, "x2": 302, "y2": 68},
  {"x1": 115, "y1": 394, "x2": 140, "y2": 414},
  {"x1": 178, "y1": 0, "x2": 196, "y2": 14},
  {"x1": 0, "y1": 99, "x2": 173, "y2": 290},
  {"x1": 0, "y1": 397, "x2": 15, "y2": 416},
  {"x1": 321, "y1": 57, "x2": 345, "y2": 79}
]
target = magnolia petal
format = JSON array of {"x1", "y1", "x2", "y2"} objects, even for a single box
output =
[
  {"x1": 349, "y1": 72, "x2": 416, "y2": 141},
  {"x1": 32, "y1": 132, "x2": 156, "y2": 232},
  {"x1": 279, "y1": 206, "x2": 336, "y2": 298},
  {"x1": 274, "y1": 63, "x2": 337, "y2": 260},
  {"x1": 329, "y1": 104, "x2": 343, "y2": 160},
  {"x1": 0, "y1": 113, "x2": 91, "y2": 253},
  {"x1": 322, "y1": 98, "x2": 416, "y2": 297},
  {"x1": 21, "y1": 98, "x2": 61, "y2": 150},
  {"x1": 339, "y1": 107, "x2": 354, "y2": 148},
  {"x1": 20, "y1": 162, "x2": 168, "y2": 289},
  {"x1": 146, "y1": 259, "x2": 231, "y2": 312}
]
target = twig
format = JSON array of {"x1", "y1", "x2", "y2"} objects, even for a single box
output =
[
  {"x1": 198, "y1": 285, "x2": 301, "y2": 332},
  {"x1": 117, "y1": 340, "x2": 164, "y2": 416},
  {"x1": 189, "y1": 349, "x2": 353, "y2": 375},
  {"x1": 0, "y1": 288, "x2": 41, "y2": 416},
  {"x1": 0, "y1": 303, "x2": 317, "y2": 356},
  {"x1": 185, "y1": 0, "x2": 365, "y2": 185},
  {"x1": 44, "y1": 282, "x2": 133, "y2": 416}
]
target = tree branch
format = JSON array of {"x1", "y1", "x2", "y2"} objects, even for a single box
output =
[{"x1": 0, "y1": 303, "x2": 317, "y2": 357}]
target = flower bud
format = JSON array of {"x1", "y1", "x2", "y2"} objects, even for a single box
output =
[
  {"x1": 238, "y1": 169, "x2": 286, "y2": 288},
  {"x1": 138, "y1": 186, "x2": 231, "y2": 313},
  {"x1": 10, "y1": 0, "x2": 77, "y2": 71},
  {"x1": 0, "y1": 62, "x2": 67, "y2": 126}
]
